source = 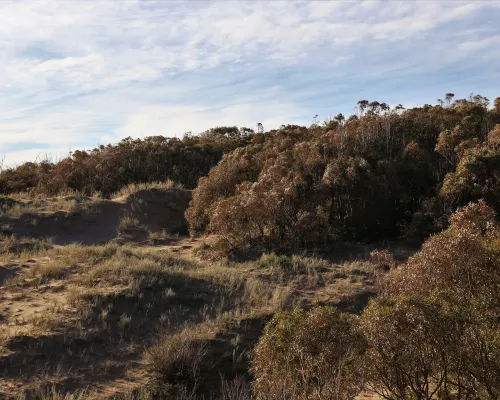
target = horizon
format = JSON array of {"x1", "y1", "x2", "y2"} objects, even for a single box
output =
[{"x1": 1, "y1": 0, "x2": 499, "y2": 167}]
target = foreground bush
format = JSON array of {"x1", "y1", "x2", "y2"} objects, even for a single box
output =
[
  {"x1": 363, "y1": 201, "x2": 500, "y2": 399},
  {"x1": 251, "y1": 307, "x2": 365, "y2": 400},
  {"x1": 361, "y1": 297, "x2": 465, "y2": 399},
  {"x1": 251, "y1": 202, "x2": 500, "y2": 399}
]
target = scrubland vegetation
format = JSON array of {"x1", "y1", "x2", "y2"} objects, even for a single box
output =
[
  {"x1": 0, "y1": 127, "x2": 253, "y2": 197},
  {"x1": 187, "y1": 94, "x2": 500, "y2": 252},
  {"x1": 1, "y1": 94, "x2": 500, "y2": 399}
]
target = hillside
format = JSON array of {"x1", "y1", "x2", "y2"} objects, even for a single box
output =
[
  {"x1": 0, "y1": 187, "x2": 391, "y2": 398},
  {"x1": 0, "y1": 94, "x2": 500, "y2": 399}
]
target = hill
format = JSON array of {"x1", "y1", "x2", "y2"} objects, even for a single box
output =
[{"x1": 1, "y1": 94, "x2": 500, "y2": 399}]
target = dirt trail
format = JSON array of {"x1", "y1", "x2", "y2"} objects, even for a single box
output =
[{"x1": 0, "y1": 190, "x2": 385, "y2": 399}]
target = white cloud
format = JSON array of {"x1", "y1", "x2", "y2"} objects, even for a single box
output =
[{"x1": 0, "y1": 0, "x2": 499, "y2": 166}]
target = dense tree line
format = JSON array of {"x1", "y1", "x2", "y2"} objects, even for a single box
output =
[
  {"x1": 187, "y1": 94, "x2": 500, "y2": 250},
  {"x1": 0, "y1": 126, "x2": 254, "y2": 197}
]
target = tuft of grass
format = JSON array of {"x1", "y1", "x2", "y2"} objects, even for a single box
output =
[
  {"x1": 80, "y1": 247, "x2": 192, "y2": 288},
  {"x1": 0, "y1": 235, "x2": 53, "y2": 261},
  {"x1": 148, "y1": 229, "x2": 172, "y2": 242},
  {"x1": 23, "y1": 261, "x2": 68, "y2": 286},
  {"x1": 16, "y1": 386, "x2": 92, "y2": 400},
  {"x1": 186, "y1": 264, "x2": 293, "y2": 316},
  {"x1": 117, "y1": 216, "x2": 141, "y2": 232},
  {"x1": 147, "y1": 324, "x2": 214, "y2": 393},
  {"x1": 255, "y1": 253, "x2": 329, "y2": 287},
  {"x1": 111, "y1": 180, "x2": 183, "y2": 199},
  {"x1": 119, "y1": 313, "x2": 132, "y2": 329},
  {"x1": 344, "y1": 260, "x2": 377, "y2": 283},
  {"x1": 1, "y1": 194, "x2": 99, "y2": 219}
]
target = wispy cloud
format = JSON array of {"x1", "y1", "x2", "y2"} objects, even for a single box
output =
[{"x1": 1, "y1": 0, "x2": 499, "y2": 166}]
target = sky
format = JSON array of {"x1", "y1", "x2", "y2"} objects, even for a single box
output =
[{"x1": 1, "y1": 0, "x2": 500, "y2": 167}]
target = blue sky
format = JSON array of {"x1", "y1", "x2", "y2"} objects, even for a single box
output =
[{"x1": 1, "y1": 0, "x2": 500, "y2": 166}]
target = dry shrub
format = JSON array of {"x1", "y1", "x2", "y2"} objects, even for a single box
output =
[
  {"x1": 147, "y1": 329, "x2": 209, "y2": 397},
  {"x1": 460, "y1": 308, "x2": 500, "y2": 399},
  {"x1": 361, "y1": 297, "x2": 464, "y2": 399},
  {"x1": 221, "y1": 376, "x2": 253, "y2": 400},
  {"x1": 369, "y1": 249, "x2": 394, "y2": 269},
  {"x1": 385, "y1": 200, "x2": 500, "y2": 303},
  {"x1": 363, "y1": 201, "x2": 500, "y2": 399},
  {"x1": 186, "y1": 98, "x2": 500, "y2": 254},
  {"x1": 0, "y1": 132, "x2": 253, "y2": 197},
  {"x1": 251, "y1": 306, "x2": 366, "y2": 400}
]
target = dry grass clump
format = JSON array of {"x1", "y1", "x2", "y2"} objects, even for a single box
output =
[
  {"x1": 21, "y1": 261, "x2": 68, "y2": 286},
  {"x1": 111, "y1": 180, "x2": 181, "y2": 199},
  {"x1": 145, "y1": 315, "x2": 262, "y2": 399},
  {"x1": 0, "y1": 235, "x2": 53, "y2": 259},
  {"x1": 1, "y1": 194, "x2": 98, "y2": 219},
  {"x1": 6, "y1": 188, "x2": 100, "y2": 201},
  {"x1": 254, "y1": 253, "x2": 331, "y2": 289},
  {"x1": 220, "y1": 376, "x2": 253, "y2": 400},
  {"x1": 80, "y1": 247, "x2": 193, "y2": 288},
  {"x1": 147, "y1": 324, "x2": 213, "y2": 398},
  {"x1": 24, "y1": 308, "x2": 66, "y2": 332},
  {"x1": 16, "y1": 386, "x2": 92, "y2": 400},
  {"x1": 148, "y1": 229, "x2": 171, "y2": 242},
  {"x1": 257, "y1": 253, "x2": 323, "y2": 276},
  {"x1": 66, "y1": 285, "x2": 105, "y2": 318},
  {"x1": 2, "y1": 242, "x2": 121, "y2": 286},
  {"x1": 185, "y1": 263, "x2": 292, "y2": 316},
  {"x1": 342, "y1": 260, "x2": 377, "y2": 283},
  {"x1": 53, "y1": 242, "x2": 120, "y2": 266},
  {"x1": 117, "y1": 216, "x2": 141, "y2": 232}
]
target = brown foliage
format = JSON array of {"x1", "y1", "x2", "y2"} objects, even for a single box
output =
[
  {"x1": 187, "y1": 96, "x2": 500, "y2": 252},
  {"x1": 0, "y1": 129, "x2": 254, "y2": 197},
  {"x1": 364, "y1": 202, "x2": 500, "y2": 399},
  {"x1": 385, "y1": 201, "x2": 500, "y2": 303},
  {"x1": 251, "y1": 307, "x2": 366, "y2": 400},
  {"x1": 361, "y1": 297, "x2": 465, "y2": 400}
]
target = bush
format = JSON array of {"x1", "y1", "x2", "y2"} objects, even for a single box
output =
[
  {"x1": 0, "y1": 129, "x2": 254, "y2": 197},
  {"x1": 363, "y1": 201, "x2": 500, "y2": 399},
  {"x1": 251, "y1": 307, "x2": 366, "y2": 400},
  {"x1": 385, "y1": 201, "x2": 500, "y2": 304},
  {"x1": 147, "y1": 331, "x2": 208, "y2": 395},
  {"x1": 361, "y1": 297, "x2": 465, "y2": 399},
  {"x1": 186, "y1": 96, "x2": 500, "y2": 253}
]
